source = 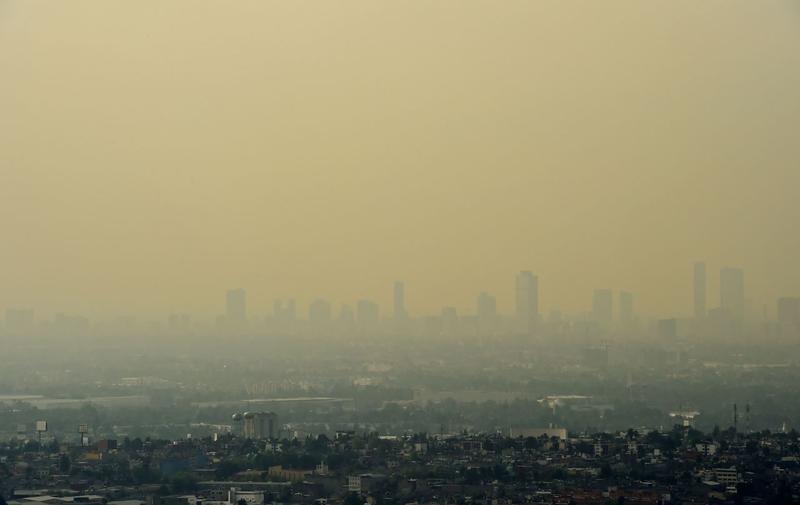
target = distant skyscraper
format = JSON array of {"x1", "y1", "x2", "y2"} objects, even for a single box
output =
[
  {"x1": 226, "y1": 288, "x2": 247, "y2": 323},
  {"x1": 241, "y1": 411, "x2": 277, "y2": 439},
  {"x1": 777, "y1": 297, "x2": 800, "y2": 338},
  {"x1": 309, "y1": 299, "x2": 331, "y2": 323},
  {"x1": 273, "y1": 299, "x2": 296, "y2": 322},
  {"x1": 338, "y1": 304, "x2": 355, "y2": 331},
  {"x1": 514, "y1": 271, "x2": 539, "y2": 334},
  {"x1": 720, "y1": 267, "x2": 745, "y2": 320},
  {"x1": 694, "y1": 262, "x2": 707, "y2": 319},
  {"x1": 441, "y1": 306, "x2": 459, "y2": 337},
  {"x1": 477, "y1": 292, "x2": 497, "y2": 319},
  {"x1": 592, "y1": 289, "x2": 613, "y2": 325},
  {"x1": 357, "y1": 299, "x2": 380, "y2": 330},
  {"x1": 168, "y1": 313, "x2": 190, "y2": 331},
  {"x1": 53, "y1": 313, "x2": 90, "y2": 336},
  {"x1": 477, "y1": 291, "x2": 497, "y2": 336},
  {"x1": 5, "y1": 308, "x2": 34, "y2": 335},
  {"x1": 619, "y1": 291, "x2": 633, "y2": 323},
  {"x1": 657, "y1": 318, "x2": 678, "y2": 340},
  {"x1": 393, "y1": 281, "x2": 407, "y2": 320}
]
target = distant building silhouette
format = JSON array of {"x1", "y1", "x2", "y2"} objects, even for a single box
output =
[
  {"x1": 226, "y1": 288, "x2": 247, "y2": 323},
  {"x1": 592, "y1": 289, "x2": 613, "y2": 326},
  {"x1": 240, "y1": 411, "x2": 277, "y2": 439},
  {"x1": 657, "y1": 318, "x2": 678, "y2": 340},
  {"x1": 309, "y1": 298, "x2": 331, "y2": 323},
  {"x1": 338, "y1": 304, "x2": 356, "y2": 334},
  {"x1": 167, "y1": 313, "x2": 190, "y2": 332},
  {"x1": 720, "y1": 267, "x2": 745, "y2": 321},
  {"x1": 5, "y1": 308, "x2": 34, "y2": 336},
  {"x1": 777, "y1": 297, "x2": 800, "y2": 338},
  {"x1": 273, "y1": 299, "x2": 296, "y2": 322},
  {"x1": 694, "y1": 262, "x2": 707, "y2": 319},
  {"x1": 393, "y1": 281, "x2": 407, "y2": 320},
  {"x1": 514, "y1": 271, "x2": 539, "y2": 335},
  {"x1": 619, "y1": 291, "x2": 634, "y2": 323},
  {"x1": 357, "y1": 299, "x2": 380, "y2": 333},
  {"x1": 441, "y1": 306, "x2": 459, "y2": 337},
  {"x1": 477, "y1": 291, "x2": 497, "y2": 336}
]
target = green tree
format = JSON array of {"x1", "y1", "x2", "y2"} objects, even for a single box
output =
[
  {"x1": 343, "y1": 493, "x2": 362, "y2": 505},
  {"x1": 170, "y1": 472, "x2": 197, "y2": 493},
  {"x1": 216, "y1": 460, "x2": 244, "y2": 479},
  {"x1": 59, "y1": 454, "x2": 71, "y2": 473}
]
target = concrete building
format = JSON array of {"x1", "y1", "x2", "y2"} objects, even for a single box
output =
[
  {"x1": 393, "y1": 281, "x2": 407, "y2": 321},
  {"x1": 777, "y1": 297, "x2": 800, "y2": 338},
  {"x1": 657, "y1": 318, "x2": 677, "y2": 340},
  {"x1": 441, "y1": 307, "x2": 459, "y2": 338},
  {"x1": 476, "y1": 291, "x2": 497, "y2": 336},
  {"x1": 356, "y1": 299, "x2": 379, "y2": 333},
  {"x1": 309, "y1": 299, "x2": 331, "y2": 324},
  {"x1": 514, "y1": 271, "x2": 539, "y2": 335},
  {"x1": 226, "y1": 289, "x2": 247, "y2": 323},
  {"x1": 720, "y1": 267, "x2": 745, "y2": 321},
  {"x1": 619, "y1": 291, "x2": 633, "y2": 323},
  {"x1": 227, "y1": 488, "x2": 264, "y2": 505},
  {"x1": 4, "y1": 308, "x2": 34, "y2": 335},
  {"x1": 694, "y1": 262, "x2": 707, "y2": 319},
  {"x1": 242, "y1": 412, "x2": 277, "y2": 440},
  {"x1": 592, "y1": 289, "x2": 613, "y2": 326}
]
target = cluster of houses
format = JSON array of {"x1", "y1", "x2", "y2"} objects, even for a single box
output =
[{"x1": 2, "y1": 426, "x2": 800, "y2": 505}]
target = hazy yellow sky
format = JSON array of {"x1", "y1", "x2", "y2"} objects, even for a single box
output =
[{"x1": 1, "y1": 1, "x2": 799, "y2": 319}]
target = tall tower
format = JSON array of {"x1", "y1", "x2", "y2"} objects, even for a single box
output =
[
  {"x1": 477, "y1": 291, "x2": 497, "y2": 336},
  {"x1": 226, "y1": 288, "x2": 247, "y2": 323},
  {"x1": 356, "y1": 299, "x2": 380, "y2": 332},
  {"x1": 693, "y1": 262, "x2": 707, "y2": 319},
  {"x1": 242, "y1": 411, "x2": 277, "y2": 439},
  {"x1": 777, "y1": 297, "x2": 800, "y2": 338},
  {"x1": 593, "y1": 289, "x2": 614, "y2": 326},
  {"x1": 720, "y1": 267, "x2": 745, "y2": 320},
  {"x1": 309, "y1": 299, "x2": 332, "y2": 323},
  {"x1": 393, "y1": 281, "x2": 407, "y2": 320},
  {"x1": 515, "y1": 271, "x2": 539, "y2": 334},
  {"x1": 273, "y1": 299, "x2": 296, "y2": 322},
  {"x1": 441, "y1": 307, "x2": 459, "y2": 337},
  {"x1": 619, "y1": 291, "x2": 633, "y2": 323}
]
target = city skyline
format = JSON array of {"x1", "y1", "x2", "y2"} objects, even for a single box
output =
[
  {"x1": 3, "y1": 263, "x2": 795, "y2": 328},
  {"x1": 2, "y1": 1, "x2": 800, "y2": 321},
  {"x1": 2, "y1": 3, "x2": 800, "y2": 502}
]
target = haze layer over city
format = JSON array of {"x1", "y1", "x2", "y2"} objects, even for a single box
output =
[{"x1": 2, "y1": 2, "x2": 800, "y2": 504}]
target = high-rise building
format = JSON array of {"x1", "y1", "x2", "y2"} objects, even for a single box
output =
[
  {"x1": 441, "y1": 306, "x2": 459, "y2": 337},
  {"x1": 338, "y1": 304, "x2": 356, "y2": 333},
  {"x1": 5, "y1": 308, "x2": 34, "y2": 335},
  {"x1": 357, "y1": 299, "x2": 380, "y2": 331},
  {"x1": 694, "y1": 262, "x2": 707, "y2": 319},
  {"x1": 393, "y1": 281, "x2": 407, "y2": 320},
  {"x1": 720, "y1": 267, "x2": 745, "y2": 320},
  {"x1": 226, "y1": 288, "x2": 247, "y2": 323},
  {"x1": 273, "y1": 299, "x2": 296, "y2": 322},
  {"x1": 592, "y1": 289, "x2": 613, "y2": 325},
  {"x1": 168, "y1": 313, "x2": 190, "y2": 332},
  {"x1": 309, "y1": 298, "x2": 331, "y2": 323},
  {"x1": 53, "y1": 313, "x2": 90, "y2": 336},
  {"x1": 477, "y1": 291, "x2": 497, "y2": 335},
  {"x1": 657, "y1": 318, "x2": 678, "y2": 340},
  {"x1": 477, "y1": 292, "x2": 497, "y2": 319},
  {"x1": 619, "y1": 291, "x2": 633, "y2": 323},
  {"x1": 241, "y1": 411, "x2": 277, "y2": 439},
  {"x1": 514, "y1": 271, "x2": 539, "y2": 334},
  {"x1": 777, "y1": 297, "x2": 800, "y2": 338}
]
